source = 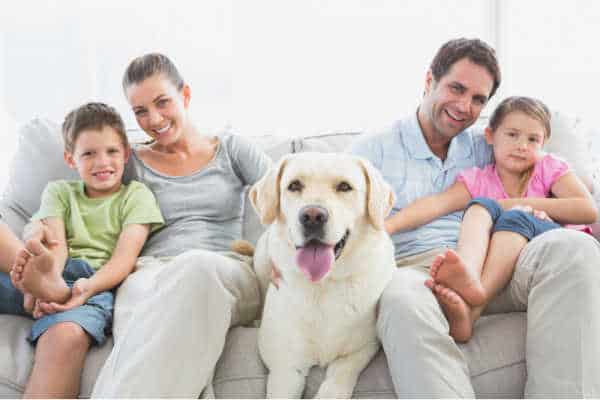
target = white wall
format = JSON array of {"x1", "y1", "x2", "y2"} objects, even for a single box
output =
[
  {"x1": 232, "y1": 0, "x2": 489, "y2": 136},
  {"x1": 0, "y1": 0, "x2": 232, "y2": 132},
  {"x1": 1, "y1": 0, "x2": 599, "y2": 193},
  {"x1": 499, "y1": 0, "x2": 600, "y2": 124}
]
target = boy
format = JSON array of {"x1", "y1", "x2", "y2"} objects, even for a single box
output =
[{"x1": 3, "y1": 102, "x2": 163, "y2": 397}]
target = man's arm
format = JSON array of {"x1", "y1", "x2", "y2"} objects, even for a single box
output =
[
  {"x1": 0, "y1": 223, "x2": 23, "y2": 273},
  {"x1": 385, "y1": 181, "x2": 472, "y2": 234}
]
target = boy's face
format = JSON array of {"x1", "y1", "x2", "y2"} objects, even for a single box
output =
[{"x1": 64, "y1": 126, "x2": 130, "y2": 199}]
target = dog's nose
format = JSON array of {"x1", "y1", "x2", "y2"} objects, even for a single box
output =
[{"x1": 299, "y1": 206, "x2": 329, "y2": 233}]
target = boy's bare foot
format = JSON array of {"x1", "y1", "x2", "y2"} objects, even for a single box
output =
[
  {"x1": 21, "y1": 239, "x2": 69, "y2": 303},
  {"x1": 432, "y1": 283, "x2": 473, "y2": 343},
  {"x1": 430, "y1": 249, "x2": 486, "y2": 306}
]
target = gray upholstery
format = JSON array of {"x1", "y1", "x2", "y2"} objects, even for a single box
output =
[{"x1": 0, "y1": 115, "x2": 597, "y2": 398}]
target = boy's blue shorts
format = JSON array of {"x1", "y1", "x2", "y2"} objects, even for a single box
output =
[
  {"x1": 0, "y1": 258, "x2": 114, "y2": 345},
  {"x1": 467, "y1": 197, "x2": 561, "y2": 241}
]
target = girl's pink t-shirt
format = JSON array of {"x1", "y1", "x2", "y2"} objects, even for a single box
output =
[{"x1": 457, "y1": 153, "x2": 591, "y2": 233}]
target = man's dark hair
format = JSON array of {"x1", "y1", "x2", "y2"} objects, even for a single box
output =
[{"x1": 430, "y1": 38, "x2": 501, "y2": 99}]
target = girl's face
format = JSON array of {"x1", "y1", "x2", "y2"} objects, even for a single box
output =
[
  {"x1": 486, "y1": 111, "x2": 547, "y2": 175},
  {"x1": 126, "y1": 73, "x2": 191, "y2": 147}
]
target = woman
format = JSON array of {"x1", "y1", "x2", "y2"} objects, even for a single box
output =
[{"x1": 86, "y1": 53, "x2": 271, "y2": 396}]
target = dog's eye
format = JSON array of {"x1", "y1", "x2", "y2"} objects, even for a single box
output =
[
  {"x1": 336, "y1": 181, "x2": 353, "y2": 192},
  {"x1": 288, "y1": 180, "x2": 304, "y2": 192}
]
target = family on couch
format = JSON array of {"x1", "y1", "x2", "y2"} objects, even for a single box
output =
[{"x1": 0, "y1": 37, "x2": 599, "y2": 398}]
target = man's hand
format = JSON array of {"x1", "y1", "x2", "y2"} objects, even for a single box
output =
[{"x1": 509, "y1": 205, "x2": 554, "y2": 222}]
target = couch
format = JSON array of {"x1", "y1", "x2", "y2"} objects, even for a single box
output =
[{"x1": 1, "y1": 113, "x2": 599, "y2": 398}]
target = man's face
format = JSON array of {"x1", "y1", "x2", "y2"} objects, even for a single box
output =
[{"x1": 420, "y1": 58, "x2": 495, "y2": 144}]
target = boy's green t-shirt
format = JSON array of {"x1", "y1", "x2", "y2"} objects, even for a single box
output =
[{"x1": 32, "y1": 180, "x2": 164, "y2": 270}]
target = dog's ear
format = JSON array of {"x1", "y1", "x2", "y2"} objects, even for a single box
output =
[
  {"x1": 249, "y1": 156, "x2": 290, "y2": 225},
  {"x1": 357, "y1": 157, "x2": 395, "y2": 230}
]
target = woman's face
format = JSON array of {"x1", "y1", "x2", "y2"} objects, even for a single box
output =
[{"x1": 126, "y1": 73, "x2": 191, "y2": 147}]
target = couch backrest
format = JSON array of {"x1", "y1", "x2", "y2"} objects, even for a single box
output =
[
  {"x1": 1, "y1": 119, "x2": 78, "y2": 236},
  {"x1": 2, "y1": 113, "x2": 599, "y2": 242}
]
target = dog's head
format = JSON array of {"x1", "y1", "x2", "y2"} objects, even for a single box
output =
[{"x1": 249, "y1": 152, "x2": 394, "y2": 282}]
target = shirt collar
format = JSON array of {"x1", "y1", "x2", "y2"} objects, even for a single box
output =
[{"x1": 403, "y1": 109, "x2": 473, "y2": 162}]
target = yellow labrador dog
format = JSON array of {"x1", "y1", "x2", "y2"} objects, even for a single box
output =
[{"x1": 249, "y1": 152, "x2": 396, "y2": 398}]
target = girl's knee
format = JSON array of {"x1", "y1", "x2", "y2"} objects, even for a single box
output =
[
  {"x1": 466, "y1": 197, "x2": 502, "y2": 222},
  {"x1": 495, "y1": 210, "x2": 537, "y2": 240}
]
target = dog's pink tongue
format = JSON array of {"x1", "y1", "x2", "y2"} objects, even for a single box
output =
[{"x1": 295, "y1": 244, "x2": 334, "y2": 282}]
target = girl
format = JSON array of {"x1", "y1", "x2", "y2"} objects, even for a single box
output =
[{"x1": 385, "y1": 96, "x2": 597, "y2": 342}]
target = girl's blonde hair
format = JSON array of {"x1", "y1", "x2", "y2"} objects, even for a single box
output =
[
  {"x1": 489, "y1": 96, "x2": 552, "y2": 139},
  {"x1": 488, "y1": 96, "x2": 552, "y2": 196}
]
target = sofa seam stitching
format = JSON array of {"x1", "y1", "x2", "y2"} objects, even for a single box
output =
[
  {"x1": 0, "y1": 375, "x2": 25, "y2": 392},
  {"x1": 470, "y1": 358, "x2": 526, "y2": 379}
]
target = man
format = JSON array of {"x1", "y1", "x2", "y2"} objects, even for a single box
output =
[{"x1": 350, "y1": 38, "x2": 600, "y2": 397}]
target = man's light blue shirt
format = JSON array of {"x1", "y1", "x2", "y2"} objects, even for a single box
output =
[{"x1": 350, "y1": 111, "x2": 492, "y2": 259}]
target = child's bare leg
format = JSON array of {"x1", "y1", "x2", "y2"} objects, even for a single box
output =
[
  {"x1": 21, "y1": 239, "x2": 70, "y2": 303},
  {"x1": 429, "y1": 204, "x2": 494, "y2": 306},
  {"x1": 0, "y1": 223, "x2": 23, "y2": 274},
  {"x1": 25, "y1": 322, "x2": 91, "y2": 398},
  {"x1": 0, "y1": 224, "x2": 37, "y2": 313},
  {"x1": 479, "y1": 230, "x2": 528, "y2": 301}
]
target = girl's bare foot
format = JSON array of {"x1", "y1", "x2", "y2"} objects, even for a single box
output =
[
  {"x1": 430, "y1": 249, "x2": 486, "y2": 306},
  {"x1": 429, "y1": 253, "x2": 445, "y2": 279},
  {"x1": 432, "y1": 283, "x2": 474, "y2": 343},
  {"x1": 21, "y1": 239, "x2": 69, "y2": 303}
]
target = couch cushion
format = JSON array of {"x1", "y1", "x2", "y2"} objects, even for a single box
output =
[
  {"x1": 211, "y1": 313, "x2": 526, "y2": 398},
  {"x1": 0, "y1": 312, "x2": 526, "y2": 398},
  {"x1": 293, "y1": 132, "x2": 363, "y2": 154},
  {"x1": 1, "y1": 119, "x2": 77, "y2": 237},
  {"x1": 0, "y1": 315, "x2": 112, "y2": 398},
  {"x1": 545, "y1": 111, "x2": 595, "y2": 189}
]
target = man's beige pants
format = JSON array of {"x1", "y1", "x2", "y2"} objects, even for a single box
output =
[
  {"x1": 91, "y1": 249, "x2": 260, "y2": 398},
  {"x1": 379, "y1": 229, "x2": 600, "y2": 398}
]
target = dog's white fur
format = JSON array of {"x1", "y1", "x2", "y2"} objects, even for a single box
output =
[{"x1": 249, "y1": 152, "x2": 396, "y2": 398}]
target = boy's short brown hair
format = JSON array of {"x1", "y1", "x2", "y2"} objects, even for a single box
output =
[{"x1": 62, "y1": 102, "x2": 128, "y2": 153}]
